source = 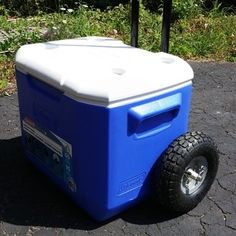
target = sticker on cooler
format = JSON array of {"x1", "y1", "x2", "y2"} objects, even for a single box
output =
[{"x1": 22, "y1": 118, "x2": 76, "y2": 192}]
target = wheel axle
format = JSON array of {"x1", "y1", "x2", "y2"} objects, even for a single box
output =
[{"x1": 185, "y1": 169, "x2": 203, "y2": 181}]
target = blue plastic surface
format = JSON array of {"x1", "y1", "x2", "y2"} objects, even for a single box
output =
[{"x1": 16, "y1": 70, "x2": 192, "y2": 221}]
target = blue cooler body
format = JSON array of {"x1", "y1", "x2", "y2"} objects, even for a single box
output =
[{"x1": 16, "y1": 37, "x2": 194, "y2": 221}]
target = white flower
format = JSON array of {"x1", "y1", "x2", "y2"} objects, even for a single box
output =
[
  {"x1": 67, "y1": 9, "x2": 74, "y2": 13},
  {"x1": 60, "y1": 7, "x2": 66, "y2": 11}
]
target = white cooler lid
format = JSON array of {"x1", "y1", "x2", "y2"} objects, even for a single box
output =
[{"x1": 16, "y1": 36, "x2": 194, "y2": 105}]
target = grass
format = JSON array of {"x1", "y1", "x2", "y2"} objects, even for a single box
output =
[
  {"x1": 0, "y1": 3, "x2": 236, "y2": 95},
  {"x1": 0, "y1": 57, "x2": 14, "y2": 96},
  {"x1": 171, "y1": 14, "x2": 236, "y2": 60}
]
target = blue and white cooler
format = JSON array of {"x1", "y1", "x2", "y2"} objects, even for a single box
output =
[{"x1": 16, "y1": 37, "x2": 194, "y2": 221}]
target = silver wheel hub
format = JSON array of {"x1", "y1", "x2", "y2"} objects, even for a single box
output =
[{"x1": 181, "y1": 156, "x2": 208, "y2": 195}]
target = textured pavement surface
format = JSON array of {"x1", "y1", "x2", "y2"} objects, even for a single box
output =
[{"x1": 0, "y1": 62, "x2": 235, "y2": 235}]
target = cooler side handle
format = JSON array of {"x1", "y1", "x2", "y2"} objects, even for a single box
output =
[{"x1": 128, "y1": 93, "x2": 182, "y2": 139}]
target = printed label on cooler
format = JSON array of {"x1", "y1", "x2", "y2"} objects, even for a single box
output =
[{"x1": 22, "y1": 117, "x2": 76, "y2": 192}]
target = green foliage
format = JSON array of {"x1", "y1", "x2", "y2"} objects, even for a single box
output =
[
  {"x1": 203, "y1": 0, "x2": 236, "y2": 10},
  {"x1": 142, "y1": 0, "x2": 162, "y2": 12},
  {"x1": 0, "y1": 57, "x2": 14, "y2": 95},
  {"x1": 83, "y1": 0, "x2": 129, "y2": 8},
  {"x1": 0, "y1": 78, "x2": 7, "y2": 90},
  {"x1": 0, "y1": 2, "x2": 235, "y2": 59},
  {"x1": 142, "y1": 0, "x2": 231, "y2": 19},
  {"x1": 0, "y1": 0, "x2": 129, "y2": 16},
  {"x1": 0, "y1": 4, "x2": 8, "y2": 16},
  {"x1": 172, "y1": 0, "x2": 203, "y2": 19},
  {"x1": 171, "y1": 14, "x2": 236, "y2": 61},
  {"x1": 1, "y1": 0, "x2": 235, "y2": 16},
  {"x1": 1, "y1": 0, "x2": 78, "y2": 15}
]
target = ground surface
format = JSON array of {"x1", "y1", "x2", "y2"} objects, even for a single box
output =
[{"x1": 0, "y1": 62, "x2": 235, "y2": 236}]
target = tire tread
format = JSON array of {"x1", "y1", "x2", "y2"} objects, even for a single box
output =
[{"x1": 155, "y1": 131, "x2": 218, "y2": 212}]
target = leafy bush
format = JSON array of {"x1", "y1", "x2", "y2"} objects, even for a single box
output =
[
  {"x1": 204, "y1": 0, "x2": 236, "y2": 8},
  {"x1": 172, "y1": 0, "x2": 203, "y2": 19},
  {"x1": 1, "y1": 0, "x2": 235, "y2": 16},
  {"x1": 142, "y1": 0, "x2": 203, "y2": 20},
  {"x1": 0, "y1": 0, "x2": 129, "y2": 16},
  {"x1": 141, "y1": 0, "x2": 235, "y2": 15},
  {"x1": 83, "y1": 0, "x2": 129, "y2": 9},
  {"x1": 142, "y1": 0, "x2": 162, "y2": 11}
]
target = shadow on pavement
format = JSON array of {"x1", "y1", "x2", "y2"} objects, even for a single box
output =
[{"x1": 0, "y1": 137, "x2": 180, "y2": 229}]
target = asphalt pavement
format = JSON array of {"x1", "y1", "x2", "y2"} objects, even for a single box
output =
[{"x1": 0, "y1": 62, "x2": 235, "y2": 235}]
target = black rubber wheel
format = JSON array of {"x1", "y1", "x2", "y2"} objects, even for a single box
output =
[{"x1": 154, "y1": 131, "x2": 219, "y2": 213}]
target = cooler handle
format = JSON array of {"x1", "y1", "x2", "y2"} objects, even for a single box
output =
[{"x1": 128, "y1": 93, "x2": 181, "y2": 139}]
